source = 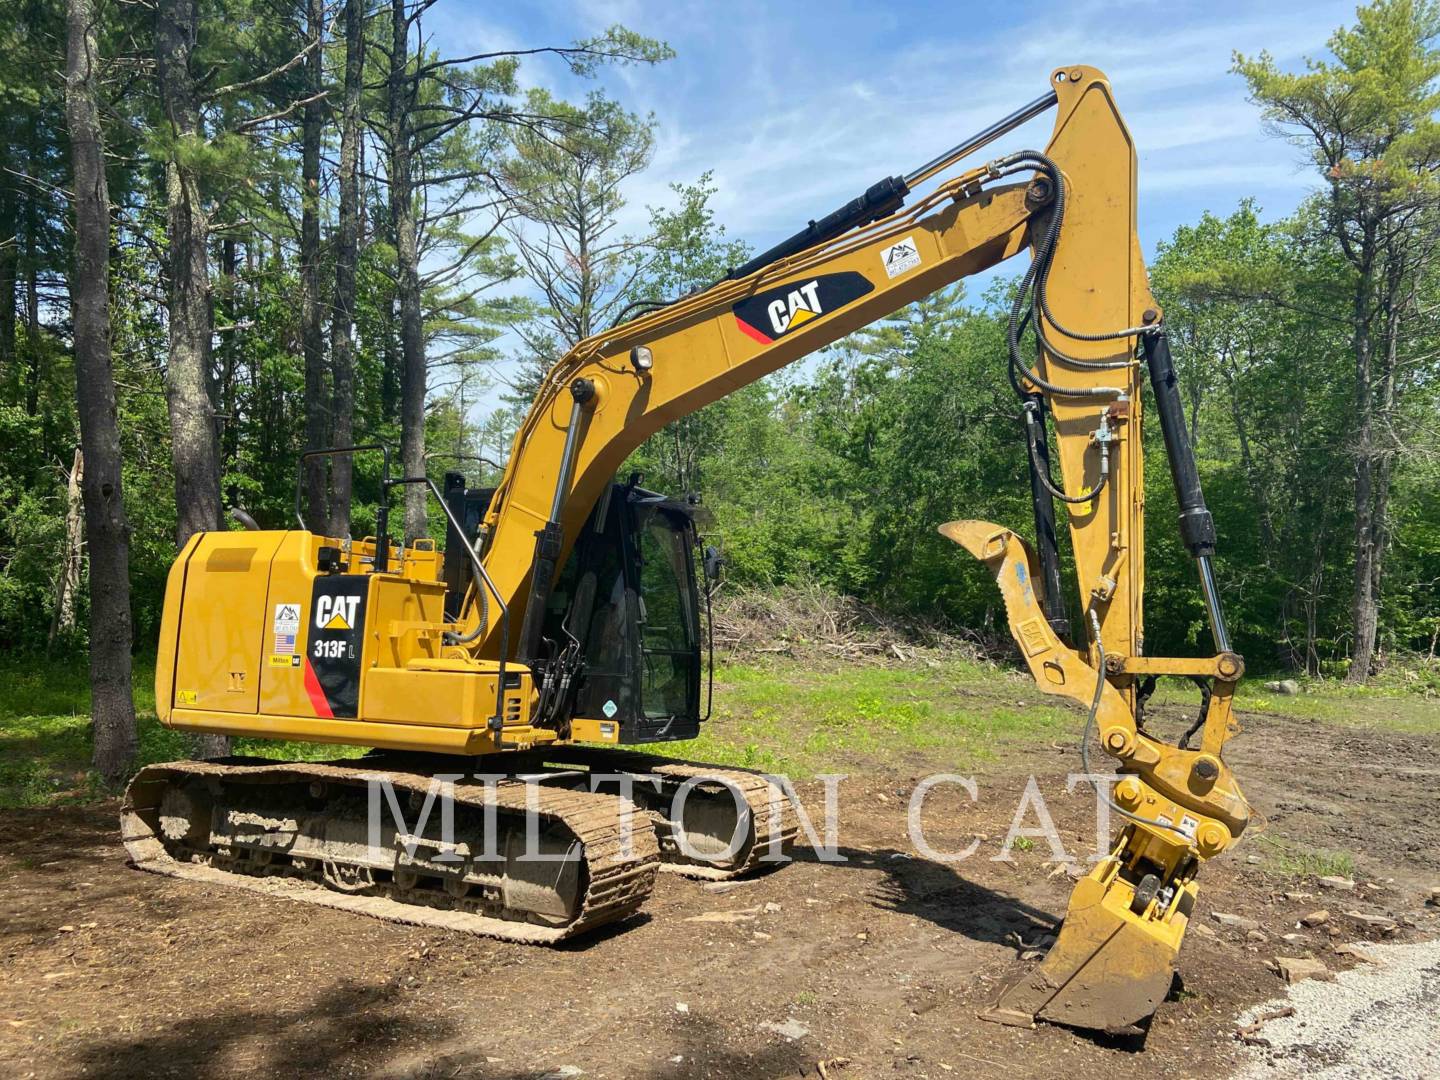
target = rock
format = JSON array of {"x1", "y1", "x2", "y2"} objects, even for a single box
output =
[
  {"x1": 1275, "y1": 956, "x2": 1332, "y2": 984},
  {"x1": 702, "y1": 880, "x2": 749, "y2": 894},
  {"x1": 761, "y1": 1019, "x2": 810, "y2": 1040},
  {"x1": 684, "y1": 907, "x2": 758, "y2": 924},
  {"x1": 1212, "y1": 912, "x2": 1260, "y2": 931},
  {"x1": 57, "y1": 925, "x2": 75, "y2": 933},
  {"x1": 1345, "y1": 911, "x2": 1398, "y2": 931},
  {"x1": 539, "y1": 1068, "x2": 583, "y2": 1079},
  {"x1": 1334, "y1": 943, "x2": 1379, "y2": 963},
  {"x1": 674, "y1": 1002, "x2": 689, "y2": 1014},
  {"x1": 763, "y1": 902, "x2": 782, "y2": 914},
  {"x1": 1427, "y1": 886, "x2": 1440, "y2": 907},
  {"x1": 1280, "y1": 933, "x2": 1306, "y2": 945},
  {"x1": 1284, "y1": 892, "x2": 1313, "y2": 903},
  {"x1": 1301, "y1": 909, "x2": 1330, "y2": 927},
  {"x1": 1192, "y1": 923, "x2": 1217, "y2": 938},
  {"x1": 751, "y1": 931, "x2": 772, "y2": 942},
  {"x1": 1319, "y1": 876, "x2": 1356, "y2": 891},
  {"x1": 1263, "y1": 679, "x2": 1300, "y2": 695},
  {"x1": 1246, "y1": 929, "x2": 1269, "y2": 944}
]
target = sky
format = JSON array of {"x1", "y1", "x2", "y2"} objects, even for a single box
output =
[{"x1": 421, "y1": 0, "x2": 1357, "y2": 419}]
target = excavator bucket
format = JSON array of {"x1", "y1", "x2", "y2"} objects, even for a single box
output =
[{"x1": 979, "y1": 841, "x2": 1189, "y2": 1030}]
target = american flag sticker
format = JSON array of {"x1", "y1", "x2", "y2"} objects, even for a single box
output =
[{"x1": 273, "y1": 602, "x2": 301, "y2": 655}]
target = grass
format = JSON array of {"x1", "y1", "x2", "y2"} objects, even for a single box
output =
[
  {"x1": 0, "y1": 654, "x2": 367, "y2": 810},
  {"x1": 1254, "y1": 833, "x2": 1357, "y2": 879},
  {"x1": 683, "y1": 657, "x2": 1073, "y2": 779},
  {"x1": 1145, "y1": 674, "x2": 1440, "y2": 734},
  {"x1": 2, "y1": 648, "x2": 1437, "y2": 808}
]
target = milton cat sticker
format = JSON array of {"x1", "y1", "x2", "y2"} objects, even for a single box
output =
[{"x1": 732, "y1": 271, "x2": 874, "y2": 344}]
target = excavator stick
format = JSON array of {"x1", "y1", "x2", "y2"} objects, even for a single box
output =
[{"x1": 941, "y1": 521, "x2": 1247, "y2": 1031}]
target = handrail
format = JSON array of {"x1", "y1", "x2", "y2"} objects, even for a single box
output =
[{"x1": 386, "y1": 474, "x2": 511, "y2": 741}]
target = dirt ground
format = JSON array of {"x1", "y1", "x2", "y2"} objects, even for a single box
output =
[{"x1": 2, "y1": 696, "x2": 1437, "y2": 1080}]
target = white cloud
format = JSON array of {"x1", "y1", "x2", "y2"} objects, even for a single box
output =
[{"x1": 430, "y1": 0, "x2": 1354, "y2": 421}]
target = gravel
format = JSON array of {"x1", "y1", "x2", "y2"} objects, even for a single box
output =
[{"x1": 1234, "y1": 938, "x2": 1440, "y2": 1079}]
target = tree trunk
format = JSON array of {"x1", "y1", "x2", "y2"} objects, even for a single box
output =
[
  {"x1": 389, "y1": 0, "x2": 426, "y2": 540},
  {"x1": 50, "y1": 447, "x2": 85, "y2": 645},
  {"x1": 1362, "y1": 260, "x2": 1406, "y2": 675},
  {"x1": 157, "y1": 0, "x2": 223, "y2": 550},
  {"x1": 301, "y1": 0, "x2": 328, "y2": 530},
  {"x1": 65, "y1": 0, "x2": 139, "y2": 783},
  {"x1": 24, "y1": 128, "x2": 41, "y2": 418},
  {"x1": 0, "y1": 134, "x2": 15, "y2": 372},
  {"x1": 158, "y1": 0, "x2": 227, "y2": 756},
  {"x1": 218, "y1": 236, "x2": 239, "y2": 471},
  {"x1": 328, "y1": 0, "x2": 365, "y2": 538},
  {"x1": 1344, "y1": 259, "x2": 1378, "y2": 684}
]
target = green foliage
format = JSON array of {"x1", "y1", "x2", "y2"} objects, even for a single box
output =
[
  {"x1": 1255, "y1": 834, "x2": 1358, "y2": 879},
  {"x1": 0, "y1": 654, "x2": 368, "y2": 809},
  {"x1": 0, "y1": 0, "x2": 1438, "y2": 741},
  {"x1": 1234, "y1": 0, "x2": 1440, "y2": 206}
]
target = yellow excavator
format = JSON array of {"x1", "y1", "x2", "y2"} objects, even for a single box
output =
[{"x1": 123, "y1": 65, "x2": 1250, "y2": 1033}]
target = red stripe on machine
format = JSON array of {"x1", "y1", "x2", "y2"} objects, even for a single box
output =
[
  {"x1": 734, "y1": 316, "x2": 773, "y2": 345},
  {"x1": 302, "y1": 656, "x2": 334, "y2": 718}
]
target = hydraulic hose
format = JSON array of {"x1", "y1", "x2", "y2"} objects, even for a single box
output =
[{"x1": 1022, "y1": 401, "x2": 1111, "y2": 504}]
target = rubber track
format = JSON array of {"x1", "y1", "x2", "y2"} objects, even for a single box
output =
[
  {"x1": 121, "y1": 758, "x2": 658, "y2": 944},
  {"x1": 541, "y1": 748, "x2": 800, "y2": 880}
]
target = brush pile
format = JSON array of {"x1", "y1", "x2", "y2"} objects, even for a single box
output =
[{"x1": 708, "y1": 580, "x2": 990, "y2": 665}]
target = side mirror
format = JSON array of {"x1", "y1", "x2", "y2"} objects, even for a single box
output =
[{"x1": 702, "y1": 544, "x2": 724, "y2": 583}]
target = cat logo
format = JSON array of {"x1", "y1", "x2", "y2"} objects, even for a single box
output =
[
  {"x1": 766, "y1": 280, "x2": 824, "y2": 335},
  {"x1": 315, "y1": 593, "x2": 361, "y2": 631},
  {"x1": 732, "y1": 271, "x2": 874, "y2": 345}
]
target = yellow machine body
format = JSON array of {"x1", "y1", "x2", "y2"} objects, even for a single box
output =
[{"x1": 155, "y1": 530, "x2": 573, "y2": 753}]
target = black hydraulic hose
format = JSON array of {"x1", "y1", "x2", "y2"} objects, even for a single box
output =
[
  {"x1": 1177, "y1": 676, "x2": 1213, "y2": 751},
  {"x1": 1022, "y1": 401, "x2": 1110, "y2": 504},
  {"x1": 997, "y1": 151, "x2": 1126, "y2": 401},
  {"x1": 1035, "y1": 317, "x2": 1137, "y2": 370},
  {"x1": 610, "y1": 297, "x2": 677, "y2": 328},
  {"x1": 1011, "y1": 352, "x2": 1124, "y2": 399},
  {"x1": 1019, "y1": 392, "x2": 1070, "y2": 638}
]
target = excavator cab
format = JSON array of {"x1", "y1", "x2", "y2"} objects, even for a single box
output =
[{"x1": 443, "y1": 475, "x2": 713, "y2": 744}]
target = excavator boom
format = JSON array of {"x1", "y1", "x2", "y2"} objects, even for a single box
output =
[{"x1": 128, "y1": 65, "x2": 1249, "y2": 1037}]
